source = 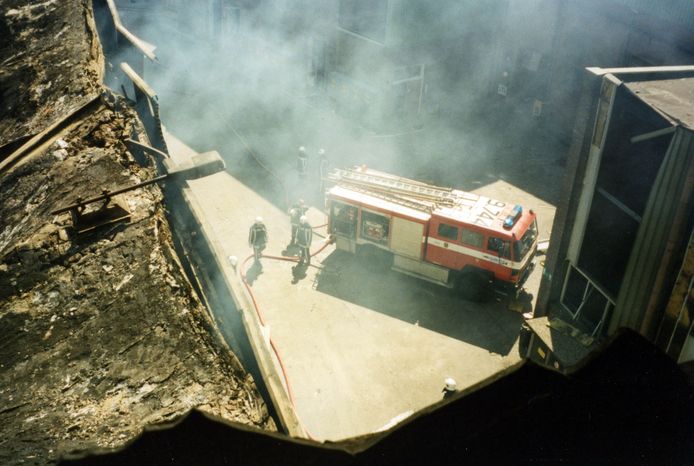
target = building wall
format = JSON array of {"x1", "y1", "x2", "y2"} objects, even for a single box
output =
[
  {"x1": 538, "y1": 67, "x2": 694, "y2": 363},
  {"x1": 610, "y1": 128, "x2": 694, "y2": 338},
  {"x1": 323, "y1": 0, "x2": 694, "y2": 131},
  {"x1": 326, "y1": 0, "x2": 508, "y2": 128},
  {"x1": 658, "y1": 229, "x2": 694, "y2": 362},
  {"x1": 492, "y1": 0, "x2": 694, "y2": 144}
]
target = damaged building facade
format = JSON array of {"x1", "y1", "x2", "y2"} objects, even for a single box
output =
[
  {"x1": 114, "y1": 0, "x2": 694, "y2": 136},
  {"x1": 491, "y1": 0, "x2": 694, "y2": 145},
  {"x1": 116, "y1": 0, "x2": 495, "y2": 130},
  {"x1": 537, "y1": 66, "x2": 694, "y2": 364}
]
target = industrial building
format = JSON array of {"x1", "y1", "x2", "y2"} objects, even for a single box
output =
[
  {"x1": 491, "y1": 0, "x2": 694, "y2": 145},
  {"x1": 537, "y1": 66, "x2": 694, "y2": 365},
  {"x1": 113, "y1": 0, "x2": 694, "y2": 137}
]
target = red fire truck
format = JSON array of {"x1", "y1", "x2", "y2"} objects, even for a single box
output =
[{"x1": 325, "y1": 167, "x2": 538, "y2": 298}]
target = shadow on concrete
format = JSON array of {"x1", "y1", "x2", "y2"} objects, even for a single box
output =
[
  {"x1": 281, "y1": 244, "x2": 301, "y2": 256},
  {"x1": 313, "y1": 250, "x2": 523, "y2": 355},
  {"x1": 290, "y1": 263, "x2": 309, "y2": 284},
  {"x1": 245, "y1": 261, "x2": 263, "y2": 285},
  {"x1": 61, "y1": 331, "x2": 694, "y2": 465}
]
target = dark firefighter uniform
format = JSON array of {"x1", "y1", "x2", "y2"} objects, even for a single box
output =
[
  {"x1": 288, "y1": 200, "x2": 307, "y2": 245},
  {"x1": 297, "y1": 146, "x2": 308, "y2": 179},
  {"x1": 318, "y1": 149, "x2": 328, "y2": 194},
  {"x1": 296, "y1": 216, "x2": 313, "y2": 265},
  {"x1": 248, "y1": 218, "x2": 268, "y2": 265}
]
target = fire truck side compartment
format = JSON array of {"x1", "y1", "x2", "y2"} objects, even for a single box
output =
[
  {"x1": 390, "y1": 215, "x2": 452, "y2": 285},
  {"x1": 358, "y1": 208, "x2": 391, "y2": 249},
  {"x1": 390, "y1": 216, "x2": 426, "y2": 259},
  {"x1": 336, "y1": 235, "x2": 357, "y2": 254},
  {"x1": 393, "y1": 255, "x2": 451, "y2": 286},
  {"x1": 330, "y1": 201, "x2": 358, "y2": 253}
]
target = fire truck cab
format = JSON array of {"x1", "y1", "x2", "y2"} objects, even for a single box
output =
[{"x1": 326, "y1": 167, "x2": 538, "y2": 297}]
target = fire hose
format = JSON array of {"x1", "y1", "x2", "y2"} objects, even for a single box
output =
[{"x1": 239, "y1": 236, "x2": 335, "y2": 440}]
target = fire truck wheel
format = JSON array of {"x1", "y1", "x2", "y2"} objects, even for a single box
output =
[
  {"x1": 356, "y1": 245, "x2": 393, "y2": 272},
  {"x1": 455, "y1": 271, "x2": 491, "y2": 302}
]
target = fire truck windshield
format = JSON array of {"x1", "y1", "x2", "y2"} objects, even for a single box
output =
[{"x1": 514, "y1": 219, "x2": 538, "y2": 261}]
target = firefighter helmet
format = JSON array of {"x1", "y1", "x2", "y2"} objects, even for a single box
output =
[
  {"x1": 300, "y1": 215, "x2": 308, "y2": 225},
  {"x1": 444, "y1": 377, "x2": 457, "y2": 392},
  {"x1": 298, "y1": 146, "x2": 306, "y2": 153},
  {"x1": 255, "y1": 216, "x2": 264, "y2": 224}
]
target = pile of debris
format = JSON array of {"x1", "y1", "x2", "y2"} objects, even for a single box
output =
[{"x1": 0, "y1": 1, "x2": 273, "y2": 464}]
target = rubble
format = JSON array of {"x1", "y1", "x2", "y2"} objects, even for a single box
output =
[{"x1": 0, "y1": 0, "x2": 273, "y2": 464}]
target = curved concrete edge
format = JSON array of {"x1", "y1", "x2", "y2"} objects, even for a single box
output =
[
  {"x1": 180, "y1": 181, "x2": 307, "y2": 439},
  {"x1": 332, "y1": 358, "x2": 527, "y2": 454}
]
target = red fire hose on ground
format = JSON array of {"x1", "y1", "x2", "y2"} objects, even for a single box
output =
[{"x1": 239, "y1": 236, "x2": 334, "y2": 441}]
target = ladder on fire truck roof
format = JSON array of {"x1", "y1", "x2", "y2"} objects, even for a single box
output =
[
  {"x1": 347, "y1": 184, "x2": 438, "y2": 213},
  {"x1": 329, "y1": 168, "x2": 458, "y2": 207}
]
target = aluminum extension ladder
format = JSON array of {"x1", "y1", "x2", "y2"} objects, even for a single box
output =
[
  {"x1": 347, "y1": 184, "x2": 437, "y2": 213},
  {"x1": 329, "y1": 168, "x2": 458, "y2": 206}
]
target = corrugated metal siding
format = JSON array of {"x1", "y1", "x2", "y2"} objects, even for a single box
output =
[
  {"x1": 613, "y1": 0, "x2": 694, "y2": 28},
  {"x1": 610, "y1": 128, "x2": 694, "y2": 333}
]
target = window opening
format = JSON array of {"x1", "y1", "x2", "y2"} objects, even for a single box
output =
[
  {"x1": 560, "y1": 264, "x2": 615, "y2": 337},
  {"x1": 461, "y1": 229, "x2": 484, "y2": 249},
  {"x1": 514, "y1": 219, "x2": 538, "y2": 260},
  {"x1": 488, "y1": 237, "x2": 511, "y2": 259},
  {"x1": 437, "y1": 223, "x2": 459, "y2": 241}
]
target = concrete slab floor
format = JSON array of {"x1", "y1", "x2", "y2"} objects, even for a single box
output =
[
  {"x1": 143, "y1": 13, "x2": 560, "y2": 439},
  {"x1": 182, "y1": 165, "x2": 539, "y2": 441}
]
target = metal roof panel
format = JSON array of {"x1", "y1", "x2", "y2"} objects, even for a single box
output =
[{"x1": 625, "y1": 78, "x2": 694, "y2": 130}]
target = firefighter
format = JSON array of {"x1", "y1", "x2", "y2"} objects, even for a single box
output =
[
  {"x1": 318, "y1": 148, "x2": 328, "y2": 194},
  {"x1": 288, "y1": 199, "x2": 307, "y2": 246},
  {"x1": 248, "y1": 217, "x2": 268, "y2": 267},
  {"x1": 297, "y1": 145, "x2": 308, "y2": 179},
  {"x1": 296, "y1": 215, "x2": 313, "y2": 266}
]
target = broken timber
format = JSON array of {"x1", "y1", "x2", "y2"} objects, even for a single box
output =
[{"x1": 51, "y1": 149, "x2": 226, "y2": 232}]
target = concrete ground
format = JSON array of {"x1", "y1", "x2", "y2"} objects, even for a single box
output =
[
  {"x1": 153, "y1": 33, "x2": 559, "y2": 437},
  {"x1": 166, "y1": 131, "x2": 550, "y2": 441},
  {"x1": 113, "y1": 0, "x2": 563, "y2": 444}
]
